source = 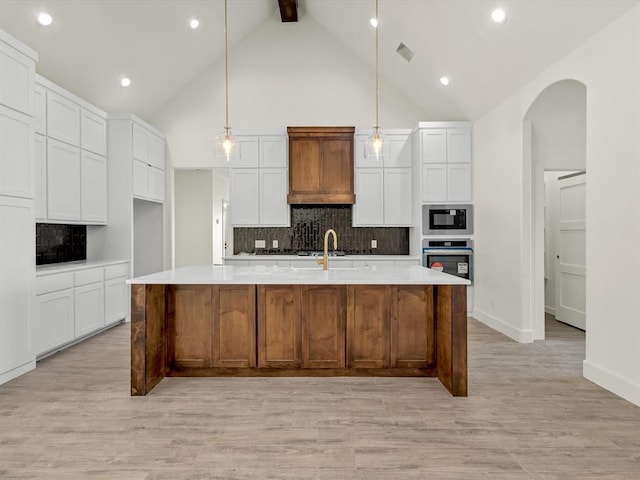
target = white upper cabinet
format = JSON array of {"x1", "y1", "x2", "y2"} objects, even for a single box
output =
[
  {"x1": 46, "y1": 90, "x2": 80, "y2": 147},
  {"x1": 47, "y1": 138, "x2": 81, "y2": 221},
  {"x1": 0, "y1": 105, "x2": 32, "y2": 199},
  {"x1": 0, "y1": 38, "x2": 34, "y2": 115},
  {"x1": 81, "y1": 109, "x2": 107, "y2": 156},
  {"x1": 259, "y1": 169, "x2": 289, "y2": 226},
  {"x1": 80, "y1": 150, "x2": 107, "y2": 223},
  {"x1": 232, "y1": 137, "x2": 259, "y2": 168},
  {"x1": 148, "y1": 133, "x2": 165, "y2": 170},
  {"x1": 34, "y1": 134, "x2": 46, "y2": 220},
  {"x1": 230, "y1": 170, "x2": 259, "y2": 225},
  {"x1": 34, "y1": 84, "x2": 46, "y2": 135},
  {"x1": 354, "y1": 169, "x2": 384, "y2": 225},
  {"x1": 260, "y1": 136, "x2": 286, "y2": 168},
  {"x1": 386, "y1": 134, "x2": 412, "y2": 167},
  {"x1": 131, "y1": 122, "x2": 165, "y2": 202},
  {"x1": 416, "y1": 122, "x2": 472, "y2": 203},
  {"x1": 383, "y1": 168, "x2": 413, "y2": 225},
  {"x1": 132, "y1": 124, "x2": 148, "y2": 163}
]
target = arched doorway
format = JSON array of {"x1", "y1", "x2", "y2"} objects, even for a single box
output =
[{"x1": 521, "y1": 79, "x2": 587, "y2": 340}]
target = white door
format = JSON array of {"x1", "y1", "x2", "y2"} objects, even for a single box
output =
[
  {"x1": 353, "y1": 168, "x2": 383, "y2": 226},
  {"x1": 74, "y1": 282, "x2": 105, "y2": 338},
  {"x1": 555, "y1": 173, "x2": 586, "y2": 330}
]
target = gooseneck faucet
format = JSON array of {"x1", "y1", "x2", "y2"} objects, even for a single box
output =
[{"x1": 317, "y1": 229, "x2": 338, "y2": 271}]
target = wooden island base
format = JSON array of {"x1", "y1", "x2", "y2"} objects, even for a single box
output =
[{"x1": 131, "y1": 284, "x2": 467, "y2": 397}]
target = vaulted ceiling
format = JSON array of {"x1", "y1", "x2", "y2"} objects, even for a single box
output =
[{"x1": 0, "y1": 0, "x2": 637, "y2": 122}]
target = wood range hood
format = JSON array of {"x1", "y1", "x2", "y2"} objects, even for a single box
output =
[{"x1": 287, "y1": 126, "x2": 356, "y2": 205}]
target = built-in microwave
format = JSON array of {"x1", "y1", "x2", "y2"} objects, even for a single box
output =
[{"x1": 422, "y1": 204, "x2": 473, "y2": 235}]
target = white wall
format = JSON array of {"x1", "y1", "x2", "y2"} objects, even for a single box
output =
[
  {"x1": 174, "y1": 170, "x2": 213, "y2": 267},
  {"x1": 473, "y1": 5, "x2": 640, "y2": 405}
]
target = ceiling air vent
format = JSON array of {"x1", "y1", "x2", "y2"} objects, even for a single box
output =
[{"x1": 396, "y1": 43, "x2": 414, "y2": 63}]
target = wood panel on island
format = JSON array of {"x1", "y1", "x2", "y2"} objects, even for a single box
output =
[{"x1": 130, "y1": 282, "x2": 467, "y2": 397}]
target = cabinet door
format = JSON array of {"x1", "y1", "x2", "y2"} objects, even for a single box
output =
[
  {"x1": 167, "y1": 285, "x2": 212, "y2": 368},
  {"x1": 0, "y1": 199, "x2": 33, "y2": 377},
  {"x1": 148, "y1": 166, "x2": 165, "y2": 202},
  {"x1": 260, "y1": 136, "x2": 286, "y2": 168},
  {"x1": 212, "y1": 285, "x2": 256, "y2": 367},
  {"x1": 347, "y1": 285, "x2": 389, "y2": 368},
  {"x1": 259, "y1": 169, "x2": 289, "y2": 226},
  {"x1": 390, "y1": 286, "x2": 434, "y2": 369},
  {"x1": 258, "y1": 285, "x2": 301, "y2": 368},
  {"x1": 81, "y1": 109, "x2": 107, "y2": 155},
  {"x1": 323, "y1": 139, "x2": 352, "y2": 195},
  {"x1": 47, "y1": 138, "x2": 81, "y2": 221},
  {"x1": 383, "y1": 168, "x2": 413, "y2": 226},
  {"x1": 421, "y1": 129, "x2": 447, "y2": 163},
  {"x1": 447, "y1": 163, "x2": 472, "y2": 202},
  {"x1": 230, "y1": 170, "x2": 259, "y2": 225},
  {"x1": 354, "y1": 135, "x2": 380, "y2": 168},
  {"x1": 81, "y1": 151, "x2": 107, "y2": 223},
  {"x1": 34, "y1": 84, "x2": 46, "y2": 135},
  {"x1": 353, "y1": 168, "x2": 383, "y2": 226},
  {"x1": 446, "y1": 129, "x2": 471, "y2": 163},
  {"x1": 232, "y1": 137, "x2": 259, "y2": 168},
  {"x1": 386, "y1": 134, "x2": 412, "y2": 168},
  {"x1": 34, "y1": 134, "x2": 46, "y2": 220},
  {"x1": 34, "y1": 289, "x2": 74, "y2": 356},
  {"x1": 132, "y1": 159, "x2": 149, "y2": 198},
  {"x1": 421, "y1": 163, "x2": 447, "y2": 203},
  {"x1": 289, "y1": 139, "x2": 322, "y2": 193},
  {"x1": 148, "y1": 134, "x2": 165, "y2": 170},
  {"x1": 0, "y1": 106, "x2": 32, "y2": 199},
  {"x1": 0, "y1": 43, "x2": 34, "y2": 115},
  {"x1": 47, "y1": 91, "x2": 80, "y2": 146},
  {"x1": 302, "y1": 285, "x2": 346, "y2": 368},
  {"x1": 104, "y1": 277, "x2": 127, "y2": 326},
  {"x1": 74, "y1": 282, "x2": 105, "y2": 338},
  {"x1": 132, "y1": 123, "x2": 149, "y2": 163}
]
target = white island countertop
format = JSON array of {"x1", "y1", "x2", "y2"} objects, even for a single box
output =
[{"x1": 127, "y1": 264, "x2": 469, "y2": 286}]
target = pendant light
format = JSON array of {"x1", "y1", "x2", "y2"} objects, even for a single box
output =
[
  {"x1": 366, "y1": 0, "x2": 388, "y2": 160},
  {"x1": 216, "y1": 0, "x2": 235, "y2": 161}
]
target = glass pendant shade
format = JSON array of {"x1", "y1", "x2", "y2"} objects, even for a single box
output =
[
  {"x1": 365, "y1": 128, "x2": 388, "y2": 160},
  {"x1": 216, "y1": 130, "x2": 236, "y2": 162}
]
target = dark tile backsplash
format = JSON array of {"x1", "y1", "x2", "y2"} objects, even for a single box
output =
[
  {"x1": 234, "y1": 206, "x2": 409, "y2": 255},
  {"x1": 36, "y1": 223, "x2": 87, "y2": 265}
]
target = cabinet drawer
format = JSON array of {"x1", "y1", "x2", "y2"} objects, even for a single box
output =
[
  {"x1": 104, "y1": 263, "x2": 128, "y2": 280},
  {"x1": 36, "y1": 272, "x2": 74, "y2": 295},
  {"x1": 73, "y1": 267, "x2": 103, "y2": 286}
]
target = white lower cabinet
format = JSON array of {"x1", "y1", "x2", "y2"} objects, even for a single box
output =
[
  {"x1": 34, "y1": 288, "x2": 74, "y2": 356},
  {"x1": 34, "y1": 262, "x2": 128, "y2": 358},
  {"x1": 74, "y1": 281, "x2": 104, "y2": 338}
]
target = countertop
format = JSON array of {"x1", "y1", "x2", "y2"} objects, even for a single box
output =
[
  {"x1": 224, "y1": 255, "x2": 421, "y2": 261},
  {"x1": 127, "y1": 264, "x2": 469, "y2": 286},
  {"x1": 36, "y1": 259, "x2": 128, "y2": 276}
]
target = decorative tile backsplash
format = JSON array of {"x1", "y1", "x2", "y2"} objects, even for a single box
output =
[
  {"x1": 234, "y1": 206, "x2": 409, "y2": 255},
  {"x1": 36, "y1": 223, "x2": 87, "y2": 265}
]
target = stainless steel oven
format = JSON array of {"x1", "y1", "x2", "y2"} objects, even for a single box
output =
[
  {"x1": 422, "y1": 204, "x2": 473, "y2": 235},
  {"x1": 422, "y1": 238, "x2": 473, "y2": 281}
]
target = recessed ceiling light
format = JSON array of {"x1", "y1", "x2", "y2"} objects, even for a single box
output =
[
  {"x1": 491, "y1": 8, "x2": 507, "y2": 24},
  {"x1": 120, "y1": 77, "x2": 131, "y2": 87},
  {"x1": 36, "y1": 12, "x2": 53, "y2": 26},
  {"x1": 440, "y1": 76, "x2": 450, "y2": 86},
  {"x1": 370, "y1": 17, "x2": 378, "y2": 28},
  {"x1": 190, "y1": 18, "x2": 200, "y2": 29}
]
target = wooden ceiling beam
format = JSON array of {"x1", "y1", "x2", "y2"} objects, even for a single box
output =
[{"x1": 278, "y1": 0, "x2": 298, "y2": 22}]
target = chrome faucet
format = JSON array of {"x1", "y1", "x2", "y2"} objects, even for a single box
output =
[{"x1": 316, "y1": 229, "x2": 338, "y2": 271}]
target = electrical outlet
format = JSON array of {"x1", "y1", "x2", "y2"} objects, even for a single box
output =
[
  {"x1": 371, "y1": 239, "x2": 377, "y2": 249},
  {"x1": 272, "y1": 240, "x2": 279, "y2": 249},
  {"x1": 255, "y1": 240, "x2": 266, "y2": 249}
]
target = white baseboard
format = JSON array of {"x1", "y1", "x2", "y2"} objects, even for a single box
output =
[
  {"x1": 545, "y1": 306, "x2": 556, "y2": 315},
  {"x1": 0, "y1": 360, "x2": 35, "y2": 387},
  {"x1": 583, "y1": 360, "x2": 640, "y2": 407},
  {"x1": 472, "y1": 309, "x2": 534, "y2": 343}
]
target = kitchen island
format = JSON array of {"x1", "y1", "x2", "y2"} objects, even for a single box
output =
[{"x1": 128, "y1": 264, "x2": 469, "y2": 396}]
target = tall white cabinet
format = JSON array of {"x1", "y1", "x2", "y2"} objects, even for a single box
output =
[
  {"x1": 353, "y1": 130, "x2": 413, "y2": 226},
  {"x1": 34, "y1": 75, "x2": 108, "y2": 224},
  {"x1": 86, "y1": 114, "x2": 165, "y2": 277},
  {"x1": 229, "y1": 132, "x2": 289, "y2": 227},
  {"x1": 0, "y1": 30, "x2": 37, "y2": 386}
]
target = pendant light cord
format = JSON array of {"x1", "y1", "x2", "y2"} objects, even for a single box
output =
[
  {"x1": 224, "y1": 0, "x2": 229, "y2": 134},
  {"x1": 375, "y1": 0, "x2": 379, "y2": 132}
]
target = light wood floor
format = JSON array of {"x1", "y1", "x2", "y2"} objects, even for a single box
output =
[{"x1": 1, "y1": 316, "x2": 639, "y2": 479}]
